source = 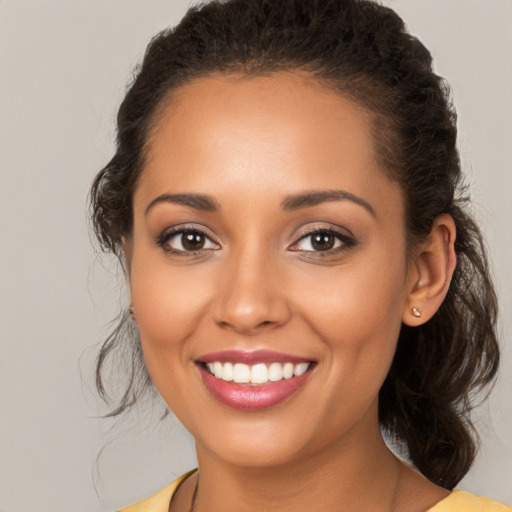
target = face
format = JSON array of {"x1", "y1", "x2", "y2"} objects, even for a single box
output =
[{"x1": 129, "y1": 72, "x2": 414, "y2": 469}]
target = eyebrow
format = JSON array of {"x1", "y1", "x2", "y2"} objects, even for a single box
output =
[
  {"x1": 145, "y1": 189, "x2": 375, "y2": 217},
  {"x1": 145, "y1": 193, "x2": 221, "y2": 215},
  {"x1": 281, "y1": 189, "x2": 376, "y2": 217}
]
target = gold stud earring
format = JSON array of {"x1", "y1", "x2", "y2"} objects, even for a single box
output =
[
  {"x1": 129, "y1": 304, "x2": 136, "y2": 320},
  {"x1": 411, "y1": 307, "x2": 422, "y2": 318}
]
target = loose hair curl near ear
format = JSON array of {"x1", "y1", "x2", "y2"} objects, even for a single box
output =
[{"x1": 90, "y1": 0, "x2": 499, "y2": 489}]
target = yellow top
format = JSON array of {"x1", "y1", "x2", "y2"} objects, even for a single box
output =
[
  {"x1": 117, "y1": 470, "x2": 196, "y2": 512},
  {"x1": 118, "y1": 470, "x2": 511, "y2": 512}
]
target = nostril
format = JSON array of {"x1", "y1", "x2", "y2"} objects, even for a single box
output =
[{"x1": 216, "y1": 318, "x2": 275, "y2": 333}]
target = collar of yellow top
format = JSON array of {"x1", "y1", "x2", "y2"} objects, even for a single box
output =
[
  {"x1": 118, "y1": 473, "x2": 511, "y2": 512},
  {"x1": 117, "y1": 469, "x2": 197, "y2": 512},
  {"x1": 427, "y1": 489, "x2": 511, "y2": 512}
]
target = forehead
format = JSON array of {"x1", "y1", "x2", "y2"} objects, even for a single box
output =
[
  {"x1": 149, "y1": 72, "x2": 375, "y2": 164},
  {"x1": 136, "y1": 72, "x2": 402, "y2": 219}
]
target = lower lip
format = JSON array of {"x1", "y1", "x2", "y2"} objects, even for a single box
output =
[{"x1": 197, "y1": 364, "x2": 314, "y2": 411}]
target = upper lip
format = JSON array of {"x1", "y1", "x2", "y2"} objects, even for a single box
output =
[{"x1": 197, "y1": 350, "x2": 313, "y2": 365}]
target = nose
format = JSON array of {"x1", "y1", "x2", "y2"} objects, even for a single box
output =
[{"x1": 212, "y1": 250, "x2": 291, "y2": 335}]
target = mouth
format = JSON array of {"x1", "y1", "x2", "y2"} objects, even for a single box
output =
[
  {"x1": 202, "y1": 360, "x2": 311, "y2": 384},
  {"x1": 196, "y1": 350, "x2": 316, "y2": 411}
]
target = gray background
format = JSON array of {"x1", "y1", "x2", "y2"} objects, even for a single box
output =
[{"x1": 0, "y1": 1, "x2": 511, "y2": 511}]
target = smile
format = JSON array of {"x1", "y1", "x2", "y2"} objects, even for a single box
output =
[
  {"x1": 196, "y1": 350, "x2": 315, "y2": 411},
  {"x1": 205, "y1": 361, "x2": 311, "y2": 385}
]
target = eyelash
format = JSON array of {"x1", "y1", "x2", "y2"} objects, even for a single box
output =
[{"x1": 156, "y1": 226, "x2": 356, "y2": 257}]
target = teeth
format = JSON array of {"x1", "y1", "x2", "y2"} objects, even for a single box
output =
[
  {"x1": 213, "y1": 362, "x2": 223, "y2": 379},
  {"x1": 283, "y1": 362, "x2": 294, "y2": 379},
  {"x1": 294, "y1": 362, "x2": 309, "y2": 376},
  {"x1": 233, "y1": 363, "x2": 250, "y2": 383},
  {"x1": 268, "y1": 362, "x2": 283, "y2": 382},
  {"x1": 221, "y1": 362, "x2": 234, "y2": 382},
  {"x1": 251, "y1": 363, "x2": 268, "y2": 384},
  {"x1": 205, "y1": 361, "x2": 311, "y2": 384}
]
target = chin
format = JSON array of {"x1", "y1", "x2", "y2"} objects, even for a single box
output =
[{"x1": 198, "y1": 429, "x2": 312, "y2": 469}]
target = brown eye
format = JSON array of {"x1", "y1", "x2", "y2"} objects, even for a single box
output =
[
  {"x1": 182, "y1": 231, "x2": 206, "y2": 251},
  {"x1": 311, "y1": 232, "x2": 336, "y2": 251},
  {"x1": 289, "y1": 228, "x2": 356, "y2": 255},
  {"x1": 161, "y1": 228, "x2": 219, "y2": 253},
  {"x1": 294, "y1": 230, "x2": 343, "y2": 252}
]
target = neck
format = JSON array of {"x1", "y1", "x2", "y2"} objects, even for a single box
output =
[{"x1": 192, "y1": 422, "x2": 404, "y2": 512}]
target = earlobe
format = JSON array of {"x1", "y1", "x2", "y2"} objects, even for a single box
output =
[{"x1": 403, "y1": 214, "x2": 457, "y2": 326}]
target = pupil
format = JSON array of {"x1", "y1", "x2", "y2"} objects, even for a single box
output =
[
  {"x1": 312, "y1": 233, "x2": 334, "y2": 251},
  {"x1": 182, "y1": 231, "x2": 205, "y2": 251}
]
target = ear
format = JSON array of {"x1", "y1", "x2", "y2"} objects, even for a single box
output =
[{"x1": 402, "y1": 214, "x2": 457, "y2": 326}]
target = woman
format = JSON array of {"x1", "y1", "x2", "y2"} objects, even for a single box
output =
[{"x1": 90, "y1": 0, "x2": 510, "y2": 510}]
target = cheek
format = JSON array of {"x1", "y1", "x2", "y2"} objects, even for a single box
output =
[
  {"x1": 129, "y1": 254, "x2": 214, "y2": 369},
  {"x1": 300, "y1": 248, "x2": 405, "y2": 321},
  {"x1": 295, "y1": 249, "x2": 407, "y2": 382},
  {"x1": 129, "y1": 267, "x2": 211, "y2": 414}
]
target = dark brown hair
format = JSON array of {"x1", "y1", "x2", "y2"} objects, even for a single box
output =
[{"x1": 90, "y1": 0, "x2": 499, "y2": 490}]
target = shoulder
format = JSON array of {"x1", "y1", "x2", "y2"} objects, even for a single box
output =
[
  {"x1": 427, "y1": 490, "x2": 512, "y2": 512},
  {"x1": 117, "y1": 469, "x2": 197, "y2": 512}
]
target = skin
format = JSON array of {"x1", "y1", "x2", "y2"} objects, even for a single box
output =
[{"x1": 127, "y1": 72, "x2": 456, "y2": 511}]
